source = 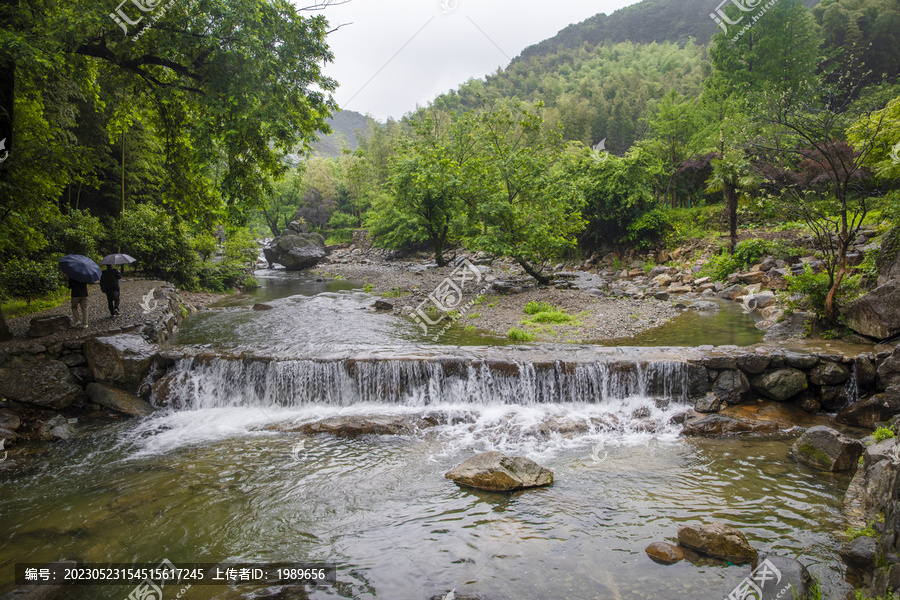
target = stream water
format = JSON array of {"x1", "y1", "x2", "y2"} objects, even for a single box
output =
[{"x1": 0, "y1": 269, "x2": 855, "y2": 600}]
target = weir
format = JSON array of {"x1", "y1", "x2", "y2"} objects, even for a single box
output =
[{"x1": 153, "y1": 352, "x2": 706, "y2": 410}]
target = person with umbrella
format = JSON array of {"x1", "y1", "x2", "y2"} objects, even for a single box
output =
[
  {"x1": 98, "y1": 254, "x2": 135, "y2": 317},
  {"x1": 58, "y1": 254, "x2": 102, "y2": 329}
]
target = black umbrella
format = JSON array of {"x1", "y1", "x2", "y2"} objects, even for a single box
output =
[
  {"x1": 58, "y1": 254, "x2": 102, "y2": 283},
  {"x1": 100, "y1": 253, "x2": 136, "y2": 266}
]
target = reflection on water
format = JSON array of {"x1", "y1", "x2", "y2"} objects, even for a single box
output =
[{"x1": 602, "y1": 301, "x2": 765, "y2": 348}]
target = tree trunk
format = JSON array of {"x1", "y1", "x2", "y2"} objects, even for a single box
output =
[
  {"x1": 726, "y1": 185, "x2": 738, "y2": 253},
  {"x1": 515, "y1": 256, "x2": 551, "y2": 285},
  {"x1": 0, "y1": 306, "x2": 11, "y2": 342}
]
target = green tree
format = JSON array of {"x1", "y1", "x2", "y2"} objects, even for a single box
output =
[{"x1": 705, "y1": 154, "x2": 759, "y2": 253}]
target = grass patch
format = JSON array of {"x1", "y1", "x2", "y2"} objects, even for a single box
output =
[
  {"x1": 521, "y1": 300, "x2": 580, "y2": 326},
  {"x1": 506, "y1": 327, "x2": 536, "y2": 342},
  {"x1": 845, "y1": 522, "x2": 878, "y2": 542},
  {"x1": 382, "y1": 286, "x2": 407, "y2": 298},
  {"x1": 524, "y1": 300, "x2": 553, "y2": 314},
  {"x1": 873, "y1": 427, "x2": 896, "y2": 443},
  {"x1": 363, "y1": 283, "x2": 375, "y2": 293},
  {"x1": 1, "y1": 287, "x2": 69, "y2": 318},
  {"x1": 467, "y1": 312, "x2": 481, "y2": 319}
]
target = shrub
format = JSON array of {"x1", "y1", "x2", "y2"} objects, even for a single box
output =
[
  {"x1": 845, "y1": 522, "x2": 877, "y2": 542},
  {"x1": 506, "y1": 327, "x2": 536, "y2": 341},
  {"x1": 111, "y1": 204, "x2": 198, "y2": 286},
  {"x1": 527, "y1": 310, "x2": 577, "y2": 324},
  {"x1": 873, "y1": 427, "x2": 895, "y2": 443},
  {"x1": 785, "y1": 265, "x2": 863, "y2": 317},
  {"x1": 193, "y1": 263, "x2": 247, "y2": 293},
  {"x1": 242, "y1": 276, "x2": 260, "y2": 291},
  {"x1": 0, "y1": 258, "x2": 62, "y2": 303},
  {"x1": 625, "y1": 208, "x2": 672, "y2": 249},
  {"x1": 701, "y1": 239, "x2": 776, "y2": 282},
  {"x1": 41, "y1": 209, "x2": 105, "y2": 259},
  {"x1": 224, "y1": 229, "x2": 258, "y2": 263},
  {"x1": 192, "y1": 232, "x2": 218, "y2": 262}
]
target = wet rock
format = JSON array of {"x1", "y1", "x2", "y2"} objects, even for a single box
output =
[
  {"x1": 800, "y1": 396, "x2": 821, "y2": 413},
  {"x1": 681, "y1": 401, "x2": 813, "y2": 436},
  {"x1": 37, "y1": 415, "x2": 76, "y2": 441},
  {"x1": 763, "y1": 268, "x2": 790, "y2": 291},
  {"x1": 373, "y1": 300, "x2": 394, "y2": 311},
  {"x1": 252, "y1": 303, "x2": 274, "y2": 311},
  {"x1": 819, "y1": 384, "x2": 852, "y2": 410},
  {"x1": 694, "y1": 393, "x2": 724, "y2": 413},
  {"x1": 763, "y1": 313, "x2": 810, "y2": 341},
  {"x1": 26, "y1": 315, "x2": 71, "y2": 338},
  {"x1": 746, "y1": 291, "x2": 776, "y2": 309},
  {"x1": 0, "y1": 428, "x2": 17, "y2": 444},
  {"x1": 789, "y1": 426, "x2": 863, "y2": 471},
  {"x1": 720, "y1": 284, "x2": 744, "y2": 300},
  {"x1": 0, "y1": 356, "x2": 81, "y2": 409},
  {"x1": 854, "y1": 354, "x2": 878, "y2": 388},
  {"x1": 86, "y1": 383, "x2": 156, "y2": 418},
  {"x1": 84, "y1": 335, "x2": 157, "y2": 393},
  {"x1": 0, "y1": 409, "x2": 21, "y2": 431},
  {"x1": 289, "y1": 414, "x2": 440, "y2": 437},
  {"x1": 877, "y1": 346, "x2": 900, "y2": 390},
  {"x1": 677, "y1": 522, "x2": 757, "y2": 564},
  {"x1": 445, "y1": 451, "x2": 553, "y2": 492},
  {"x1": 751, "y1": 368, "x2": 808, "y2": 402},
  {"x1": 735, "y1": 352, "x2": 771, "y2": 375},
  {"x1": 645, "y1": 542, "x2": 684, "y2": 564},
  {"x1": 701, "y1": 354, "x2": 737, "y2": 370},
  {"x1": 783, "y1": 351, "x2": 818, "y2": 370},
  {"x1": 712, "y1": 370, "x2": 751, "y2": 405},
  {"x1": 837, "y1": 391, "x2": 900, "y2": 428},
  {"x1": 750, "y1": 553, "x2": 813, "y2": 600},
  {"x1": 263, "y1": 220, "x2": 329, "y2": 271},
  {"x1": 688, "y1": 301, "x2": 720, "y2": 312},
  {"x1": 840, "y1": 536, "x2": 878, "y2": 573},
  {"x1": 809, "y1": 362, "x2": 851, "y2": 386},
  {"x1": 58, "y1": 353, "x2": 87, "y2": 368},
  {"x1": 653, "y1": 291, "x2": 669, "y2": 301},
  {"x1": 845, "y1": 281, "x2": 900, "y2": 340}
]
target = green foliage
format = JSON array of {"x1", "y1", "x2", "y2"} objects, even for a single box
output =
[
  {"x1": 845, "y1": 523, "x2": 878, "y2": 542},
  {"x1": 363, "y1": 284, "x2": 375, "y2": 293},
  {"x1": 192, "y1": 232, "x2": 218, "y2": 262},
  {"x1": 224, "y1": 229, "x2": 258, "y2": 263},
  {"x1": 701, "y1": 239, "x2": 771, "y2": 281},
  {"x1": 525, "y1": 310, "x2": 578, "y2": 325},
  {"x1": 193, "y1": 263, "x2": 248, "y2": 293},
  {"x1": 873, "y1": 427, "x2": 896, "y2": 443},
  {"x1": 382, "y1": 287, "x2": 407, "y2": 298},
  {"x1": 0, "y1": 288, "x2": 69, "y2": 318},
  {"x1": 506, "y1": 327, "x2": 536, "y2": 342},
  {"x1": 467, "y1": 312, "x2": 481, "y2": 319},
  {"x1": 626, "y1": 208, "x2": 672, "y2": 249},
  {"x1": 241, "y1": 276, "x2": 260, "y2": 291},
  {"x1": 524, "y1": 300, "x2": 554, "y2": 314},
  {"x1": 786, "y1": 265, "x2": 863, "y2": 317},
  {"x1": 112, "y1": 204, "x2": 197, "y2": 287},
  {"x1": 40, "y1": 210, "x2": 105, "y2": 260},
  {"x1": 854, "y1": 591, "x2": 900, "y2": 600},
  {"x1": 0, "y1": 259, "x2": 63, "y2": 303}
]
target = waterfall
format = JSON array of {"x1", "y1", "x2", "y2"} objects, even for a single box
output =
[{"x1": 153, "y1": 355, "x2": 696, "y2": 410}]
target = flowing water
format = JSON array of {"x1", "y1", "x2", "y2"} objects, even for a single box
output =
[{"x1": 0, "y1": 270, "x2": 855, "y2": 599}]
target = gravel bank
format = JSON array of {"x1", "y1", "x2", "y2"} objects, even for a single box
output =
[{"x1": 315, "y1": 253, "x2": 682, "y2": 343}]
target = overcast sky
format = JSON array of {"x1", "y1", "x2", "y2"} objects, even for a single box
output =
[{"x1": 305, "y1": 0, "x2": 641, "y2": 121}]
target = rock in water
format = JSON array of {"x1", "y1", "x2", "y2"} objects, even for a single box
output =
[
  {"x1": 743, "y1": 553, "x2": 813, "y2": 600},
  {"x1": 263, "y1": 220, "x2": 329, "y2": 271},
  {"x1": 751, "y1": 368, "x2": 808, "y2": 402},
  {"x1": 445, "y1": 451, "x2": 553, "y2": 491},
  {"x1": 86, "y1": 383, "x2": 156, "y2": 417},
  {"x1": 677, "y1": 522, "x2": 758, "y2": 564},
  {"x1": 789, "y1": 425, "x2": 863, "y2": 471},
  {"x1": 836, "y1": 390, "x2": 900, "y2": 428},
  {"x1": 645, "y1": 542, "x2": 684, "y2": 564}
]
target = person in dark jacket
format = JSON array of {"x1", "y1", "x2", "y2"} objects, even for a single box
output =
[
  {"x1": 68, "y1": 277, "x2": 89, "y2": 328},
  {"x1": 99, "y1": 265, "x2": 121, "y2": 317}
]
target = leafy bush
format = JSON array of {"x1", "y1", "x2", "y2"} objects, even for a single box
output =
[
  {"x1": 41, "y1": 209, "x2": 105, "y2": 259},
  {"x1": 0, "y1": 259, "x2": 62, "y2": 303},
  {"x1": 242, "y1": 276, "x2": 260, "y2": 291},
  {"x1": 785, "y1": 265, "x2": 863, "y2": 317},
  {"x1": 701, "y1": 239, "x2": 775, "y2": 282},
  {"x1": 507, "y1": 327, "x2": 536, "y2": 341},
  {"x1": 111, "y1": 204, "x2": 198, "y2": 286},
  {"x1": 192, "y1": 232, "x2": 218, "y2": 262},
  {"x1": 193, "y1": 263, "x2": 248, "y2": 292},
  {"x1": 625, "y1": 208, "x2": 672, "y2": 249},
  {"x1": 224, "y1": 229, "x2": 258, "y2": 263}
]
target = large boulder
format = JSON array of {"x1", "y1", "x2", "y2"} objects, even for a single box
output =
[
  {"x1": 751, "y1": 368, "x2": 808, "y2": 402},
  {"x1": 842, "y1": 281, "x2": 900, "y2": 340},
  {"x1": 86, "y1": 383, "x2": 155, "y2": 417},
  {"x1": 809, "y1": 361, "x2": 850, "y2": 386},
  {"x1": 789, "y1": 425, "x2": 863, "y2": 471},
  {"x1": 840, "y1": 536, "x2": 878, "y2": 573},
  {"x1": 26, "y1": 315, "x2": 71, "y2": 338},
  {"x1": 263, "y1": 220, "x2": 329, "y2": 271},
  {"x1": 84, "y1": 334, "x2": 157, "y2": 393},
  {"x1": 677, "y1": 522, "x2": 757, "y2": 564},
  {"x1": 763, "y1": 313, "x2": 810, "y2": 341},
  {"x1": 0, "y1": 356, "x2": 81, "y2": 409},
  {"x1": 836, "y1": 389, "x2": 900, "y2": 428},
  {"x1": 877, "y1": 346, "x2": 900, "y2": 391},
  {"x1": 445, "y1": 451, "x2": 553, "y2": 491},
  {"x1": 876, "y1": 228, "x2": 900, "y2": 287}
]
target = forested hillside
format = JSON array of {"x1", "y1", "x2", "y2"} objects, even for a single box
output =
[{"x1": 311, "y1": 110, "x2": 376, "y2": 158}]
